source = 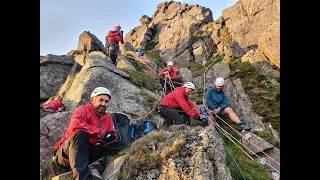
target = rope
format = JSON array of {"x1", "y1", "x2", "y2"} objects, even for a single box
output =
[
  {"x1": 217, "y1": 128, "x2": 247, "y2": 180},
  {"x1": 132, "y1": 56, "x2": 176, "y2": 90},
  {"x1": 214, "y1": 114, "x2": 280, "y2": 167},
  {"x1": 214, "y1": 118, "x2": 254, "y2": 160},
  {"x1": 212, "y1": 120, "x2": 280, "y2": 174},
  {"x1": 199, "y1": 42, "x2": 280, "y2": 174},
  {"x1": 131, "y1": 97, "x2": 161, "y2": 121}
]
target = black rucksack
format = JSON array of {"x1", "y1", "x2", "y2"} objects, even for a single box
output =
[
  {"x1": 131, "y1": 120, "x2": 157, "y2": 140},
  {"x1": 110, "y1": 113, "x2": 135, "y2": 148}
]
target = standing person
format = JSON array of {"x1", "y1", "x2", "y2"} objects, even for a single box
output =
[
  {"x1": 158, "y1": 61, "x2": 177, "y2": 93},
  {"x1": 106, "y1": 24, "x2": 124, "y2": 65},
  {"x1": 159, "y1": 82, "x2": 203, "y2": 126},
  {"x1": 51, "y1": 87, "x2": 119, "y2": 180},
  {"x1": 205, "y1": 77, "x2": 251, "y2": 131}
]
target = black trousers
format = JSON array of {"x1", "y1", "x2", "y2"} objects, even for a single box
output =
[
  {"x1": 109, "y1": 50, "x2": 118, "y2": 65},
  {"x1": 54, "y1": 131, "x2": 118, "y2": 180},
  {"x1": 159, "y1": 106, "x2": 190, "y2": 126}
]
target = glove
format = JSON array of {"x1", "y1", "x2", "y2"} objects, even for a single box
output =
[
  {"x1": 102, "y1": 130, "x2": 117, "y2": 143},
  {"x1": 193, "y1": 115, "x2": 201, "y2": 121}
]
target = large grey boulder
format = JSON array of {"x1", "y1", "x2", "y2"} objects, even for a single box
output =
[
  {"x1": 224, "y1": 78, "x2": 265, "y2": 129},
  {"x1": 62, "y1": 56, "x2": 151, "y2": 118},
  {"x1": 77, "y1": 31, "x2": 107, "y2": 54},
  {"x1": 40, "y1": 54, "x2": 74, "y2": 99},
  {"x1": 40, "y1": 111, "x2": 73, "y2": 180}
]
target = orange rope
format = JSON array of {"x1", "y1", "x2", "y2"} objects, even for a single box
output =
[
  {"x1": 131, "y1": 100, "x2": 160, "y2": 121},
  {"x1": 213, "y1": 120, "x2": 254, "y2": 160}
]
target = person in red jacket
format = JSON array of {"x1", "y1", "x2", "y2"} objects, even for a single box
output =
[
  {"x1": 158, "y1": 61, "x2": 177, "y2": 93},
  {"x1": 159, "y1": 82, "x2": 202, "y2": 126},
  {"x1": 106, "y1": 24, "x2": 124, "y2": 65},
  {"x1": 52, "y1": 87, "x2": 118, "y2": 180}
]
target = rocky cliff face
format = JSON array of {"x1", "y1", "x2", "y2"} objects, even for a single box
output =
[
  {"x1": 40, "y1": 55, "x2": 75, "y2": 99},
  {"x1": 125, "y1": 1, "x2": 212, "y2": 68},
  {"x1": 222, "y1": 0, "x2": 280, "y2": 67}
]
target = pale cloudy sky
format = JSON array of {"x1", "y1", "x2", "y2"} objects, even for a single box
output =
[{"x1": 40, "y1": 0, "x2": 238, "y2": 56}]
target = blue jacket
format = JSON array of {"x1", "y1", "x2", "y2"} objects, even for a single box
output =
[{"x1": 205, "y1": 87, "x2": 228, "y2": 110}]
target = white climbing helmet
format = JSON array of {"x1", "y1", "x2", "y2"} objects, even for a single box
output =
[
  {"x1": 167, "y1": 61, "x2": 174, "y2": 66},
  {"x1": 115, "y1": 24, "x2": 121, "y2": 28},
  {"x1": 183, "y1": 82, "x2": 195, "y2": 90},
  {"x1": 90, "y1": 87, "x2": 112, "y2": 99},
  {"x1": 215, "y1": 77, "x2": 225, "y2": 86}
]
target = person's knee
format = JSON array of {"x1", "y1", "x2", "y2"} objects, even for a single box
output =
[
  {"x1": 73, "y1": 130, "x2": 90, "y2": 141},
  {"x1": 173, "y1": 115, "x2": 184, "y2": 125},
  {"x1": 224, "y1": 107, "x2": 233, "y2": 113}
]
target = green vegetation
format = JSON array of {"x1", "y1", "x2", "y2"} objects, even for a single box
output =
[
  {"x1": 146, "y1": 39, "x2": 159, "y2": 51},
  {"x1": 188, "y1": 56, "x2": 223, "y2": 77},
  {"x1": 144, "y1": 50, "x2": 165, "y2": 68},
  {"x1": 191, "y1": 34, "x2": 200, "y2": 45},
  {"x1": 145, "y1": 50, "x2": 161, "y2": 60},
  {"x1": 128, "y1": 70, "x2": 159, "y2": 92},
  {"x1": 215, "y1": 116, "x2": 272, "y2": 179},
  {"x1": 219, "y1": 26, "x2": 232, "y2": 46},
  {"x1": 140, "y1": 91, "x2": 158, "y2": 110},
  {"x1": 188, "y1": 60, "x2": 205, "y2": 77},
  {"x1": 222, "y1": 136, "x2": 273, "y2": 180},
  {"x1": 228, "y1": 58, "x2": 280, "y2": 134},
  {"x1": 117, "y1": 130, "x2": 188, "y2": 180},
  {"x1": 252, "y1": 128, "x2": 280, "y2": 147}
]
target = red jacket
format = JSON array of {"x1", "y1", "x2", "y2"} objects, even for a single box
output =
[
  {"x1": 158, "y1": 67, "x2": 177, "y2": 81},
  {"x1": 160, "y1": 86, "x2": 200, "y2": 118},
  {"x1": 107, "y1": 30, "x2": 124, "y2": 44},
  {"x1": 53, "y1": 102, "x2": 118, "y2": 151}
]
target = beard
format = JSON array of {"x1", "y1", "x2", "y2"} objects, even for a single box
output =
[
  {"x1": 186, "y1": 92, "x2": 192, "y2": 96},
  {"x1": 95, "y1": 105, "x2": 106, "y2": 113}
]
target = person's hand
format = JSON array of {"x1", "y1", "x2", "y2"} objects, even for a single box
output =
[
  {"x1": 118, "y1": 30, "x2": 123, "y2": 37},
  {"x1": 214, "y1": 107, "x2": 221, "y2": 114},
  {"x1": 102, "y1": 130, "x2": 117, "y2": 143},
  {"x1": 208, "y1": 110, "x2": 215, "y2": 115}
]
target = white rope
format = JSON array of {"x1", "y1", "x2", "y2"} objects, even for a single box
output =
[{"x1": 212, "y1": 120, "x2": 280, "y2": 174}]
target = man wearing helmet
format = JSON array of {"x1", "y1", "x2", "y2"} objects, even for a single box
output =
[
  {"x1": 205, "y1": 77, "x2": 251, "y2": 131},
  {"x1": 159, "y1": 82, "x2": 203, "y2": 126},
  {"x1": 106, "y1": 24, "x2": 124, "y2": 65},
  {"x1": 51, "y1": 87, "x2": 118, "y2": 180},
  {"x1": 158, "y1": 61, "x2": 177, "y2": 93}
]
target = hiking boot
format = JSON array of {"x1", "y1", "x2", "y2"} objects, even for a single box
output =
[
  {"x1": 88, "y1": 166, "x2": 103, "y2": 180},
  {"x1": 238, "y1": 122, "x2": 251, "y2": 131},
  {"x1": 108, "y1": 140, "x2": 131, "y2": 150}
]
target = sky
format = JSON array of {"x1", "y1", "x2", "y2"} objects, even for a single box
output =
[{"x1": 40, "y1": 0, "x2": 238, "y2": 56}]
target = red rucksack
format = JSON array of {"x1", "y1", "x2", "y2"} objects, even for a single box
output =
[{"x1": 40, "y1": 99, "x2": 64, "y2": 112}]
